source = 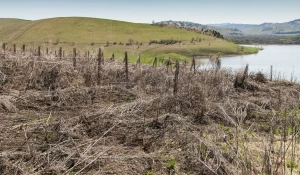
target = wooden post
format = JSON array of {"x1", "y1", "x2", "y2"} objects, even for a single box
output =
[
  {"x1": 136, "y1": 54, "x2": 141, "y2": 66},
  {"x1": 153, "y1": 57, "x2": 157, "y2": 67},
  {"x1": 55, "y1": 50, "x2": 57, "y2": 57},
  {"x1": 22, "y1": 44, "x2": 26, "y2": 54},
  {"x1": 167, "y1": 57, "x2": 171, "y2": 73},
  {"x1": 191, "y1": 55, "x2": 196, "y2": 73},
  {"x1": 59, "y1": 47, "x2": 62, "y2": 59},
  {"x1": 13, "y1": 44, "x2": 16, "y2": 55},
  {"x1": 125, "y1": 51, "x2": 128, "y2": 81},
  {"x1": 32, "y1": 42, "x2": 35, "y2": 56},
  {"x1": 38, "y1": 46, "x2": 41, "y2": 57},
  {"x1": 270, "y1": 65, "x2": 273, "y2": 81},
  {"x1": 73, "y1": 48, "x2": 77, "y2": 68},
  {"x1": 111, "y1": 53, "x2": 115, "y2": 61},
  {"x1": 234, "y1": 64, "x2": 249, "y2": 89},
  {"x1": 2, "y1": 43, "x2": 6, "y2": 53},
  {"x1": 102, "y1": 52, "x2": 104, "y2": 65},
  {"x1": 216, "y1": 58, "x2": 221, "y2": 70},
  {"x1": 97, "y1": 48, "x2": 102, "y2": 85},
  {"x1": 46, "y1": 48, "x2": 49, "y2": 55},
  {"x1": 173, "y1": 61, "x2": 179, "y2": 96}
]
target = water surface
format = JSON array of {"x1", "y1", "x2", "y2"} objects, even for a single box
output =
[{"x1": 197, "y1": 45, "x2": 300, "y2": 81}]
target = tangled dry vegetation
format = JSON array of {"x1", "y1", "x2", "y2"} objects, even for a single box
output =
[{"x1": 1, "y1": 50, "x2": 300, "y2": 175}]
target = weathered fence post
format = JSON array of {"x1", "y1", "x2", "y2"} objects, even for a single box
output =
[
  {"x1": 216, "y1": 58, "x2": 221, "y2": 71},
  {"x1": 55, "y1": 50, "x2": 57, "y2": 57},
  {"x1": 270, "y1": 65, "x2": 273, "y2": 81},
  {"x1": 125, "y1": 51, "x2": 128, "y2": 81},
  {"x1": 102, "y1": 52, "x2": 104, "y2": 65},
  {"x1": 73, "y1": 48, "x2": 77, "y2": 68},
  {"x1": 167, "y1": 57, "x2": 171, "y2": 73},
  {"x1": 234, "y1": 64, "x2": 249, "y2": 89},
  {"x1": 59, "y1": 47, "x2": 62, "y2": 59},
  {"x1": 191, "y1": 55, "x2": 196, "y2": 73},
  {"x1": 97, "y1": 48, "x2": 102, "y2": 85},
  {"x1": 46, "y1": 48, "x2": 49, "y2": 55},
  {"x1": 13, "y1": 44, "x2": 16, "y2": 55},
  {"x1": 173, "y1": 61, "x2": 179, "y2": 96},
  {"x1": 22, "y1": 44, "x2": 26, "y2": 55},
  {"x1": 2, "y1": 43, "x2": 5, "y2": 53},
  {"x1": 153, "y1": 57, "x2": 157, "y2": 67},
  {"x1": 111, "y1": 53, "x2": 115, "y2": 61},
  {"x1": 38, "y1": 46, "x2": 41, "y2": 57},
  {"x1": 136, "y1": 54, "x2": 141, "y2": 67}
]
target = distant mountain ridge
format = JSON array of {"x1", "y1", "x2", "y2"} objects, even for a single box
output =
[{"x1": 158, "y1": 19, "x2": 300, "y2": 36}]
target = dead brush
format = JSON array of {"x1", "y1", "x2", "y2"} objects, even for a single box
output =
[
  {"x1": 2, "y1": 51, "x2": 300, "y2": 174},
  {"x1": 253, "y1": 71, "x2": 268, "y2": 83}
]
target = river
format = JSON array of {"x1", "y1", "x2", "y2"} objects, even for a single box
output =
[{"x1": 197, "y1": 45, "x2": 300, "y2": 81}]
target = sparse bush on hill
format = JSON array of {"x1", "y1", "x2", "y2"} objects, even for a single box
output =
[
  {"x1": 149, "y1": 38, "x2": 181, "y2": 45},
  {"x1": 128, "y1": 38, "x2": 134, "y2": 45},
  {"x1": 153, "y1": 21, "x2": 225, "y2": 39}
]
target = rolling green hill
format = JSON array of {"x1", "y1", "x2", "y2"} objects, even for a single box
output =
[
  {"x1": 0, "y1": 17, "x2": 215, "y2": 43},
  {"x1": 0, "y1": 17, "x2": 259, "y2": 58},
  {"x1": 0, "y1": 18, "x2": 28, "y2": 28}
]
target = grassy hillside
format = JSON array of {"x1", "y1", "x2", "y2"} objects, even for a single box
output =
[
  {"x1": 0, "y1": 18, "x2": 29, "y2": 30},
  {"x1": 0, "y1": 17, "x2": 259, "y2": 57},
  {"x1": 0, "y1": 17, "x2": 212, "y2": 43}
]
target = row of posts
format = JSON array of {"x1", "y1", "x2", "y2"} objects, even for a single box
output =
[
  {"x1": 1, "y1": 44, "x2": 88, "y2": 59},
  {"x1": 1, "y1": 43, "x2": 277, "y2": 87},
  {"x1": 2, "y1": 43, "x2": 276, "y2": 80},
  {"x1": 1, "y1": 43, "x2": 184, "y2": 95}
]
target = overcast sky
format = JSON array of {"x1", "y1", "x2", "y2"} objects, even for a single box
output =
[{"x1": 1, "y1": 0, "x2": 299, "y2": 24}]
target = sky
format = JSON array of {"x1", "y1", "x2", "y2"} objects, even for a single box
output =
[{"x1": 1, "y1": 0, "x2": 300, "y2": 24}]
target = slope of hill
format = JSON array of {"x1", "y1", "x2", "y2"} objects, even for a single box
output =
[
  {"x1": 0, "y1": 18, "x2": 29, "y2": 30},
  {"x1": 0, "y1": 17, "x2": 259, "y2": 58},
  {"x1": 0, "y1": 17, "x2": 215, "y2": 43}
]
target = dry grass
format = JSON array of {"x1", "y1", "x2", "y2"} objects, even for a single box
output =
[{"x1": 0, "y1": 49, "x2": 300, "y2": 175}]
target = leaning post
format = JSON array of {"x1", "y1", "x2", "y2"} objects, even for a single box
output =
[
  {"x1": 97, "y1": 48, "x2": 102, "y2": 85},
  {"x1": 59, "y1": 47, "x2": 62, "y2": 59},
  {"x1": 173, "y1": 61, "x2": 180, "y2": 96},
  {"x1": 13, "y1": 44, "x2": 16, "y2": 55},
  {"x1": 270, "y1": 65, "x2": 273, "y2": 81},
  {"x1": 22, "y1": 44, "x2": 26, "y2": 55},
  {"x1": 73, "y1": 48, "x2": 77, "y2": 68},
  {"x1": 125, "y1": 51, "x2": 128, "y2": 81},
  {"x1": 37, "y1": 46, "x2": 41, "y2": 58},
  {"x1": 2, "y1": 43, "x2": 6, "y2": 54}
]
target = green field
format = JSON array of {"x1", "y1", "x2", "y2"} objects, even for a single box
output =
[{"x1": 0, "y1": 17, "x2": 259, "y2": 59}]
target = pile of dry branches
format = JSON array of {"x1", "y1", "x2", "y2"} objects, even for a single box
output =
[{"x1": 0, "y1": 51, "x2": 300, "y2": 175}]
